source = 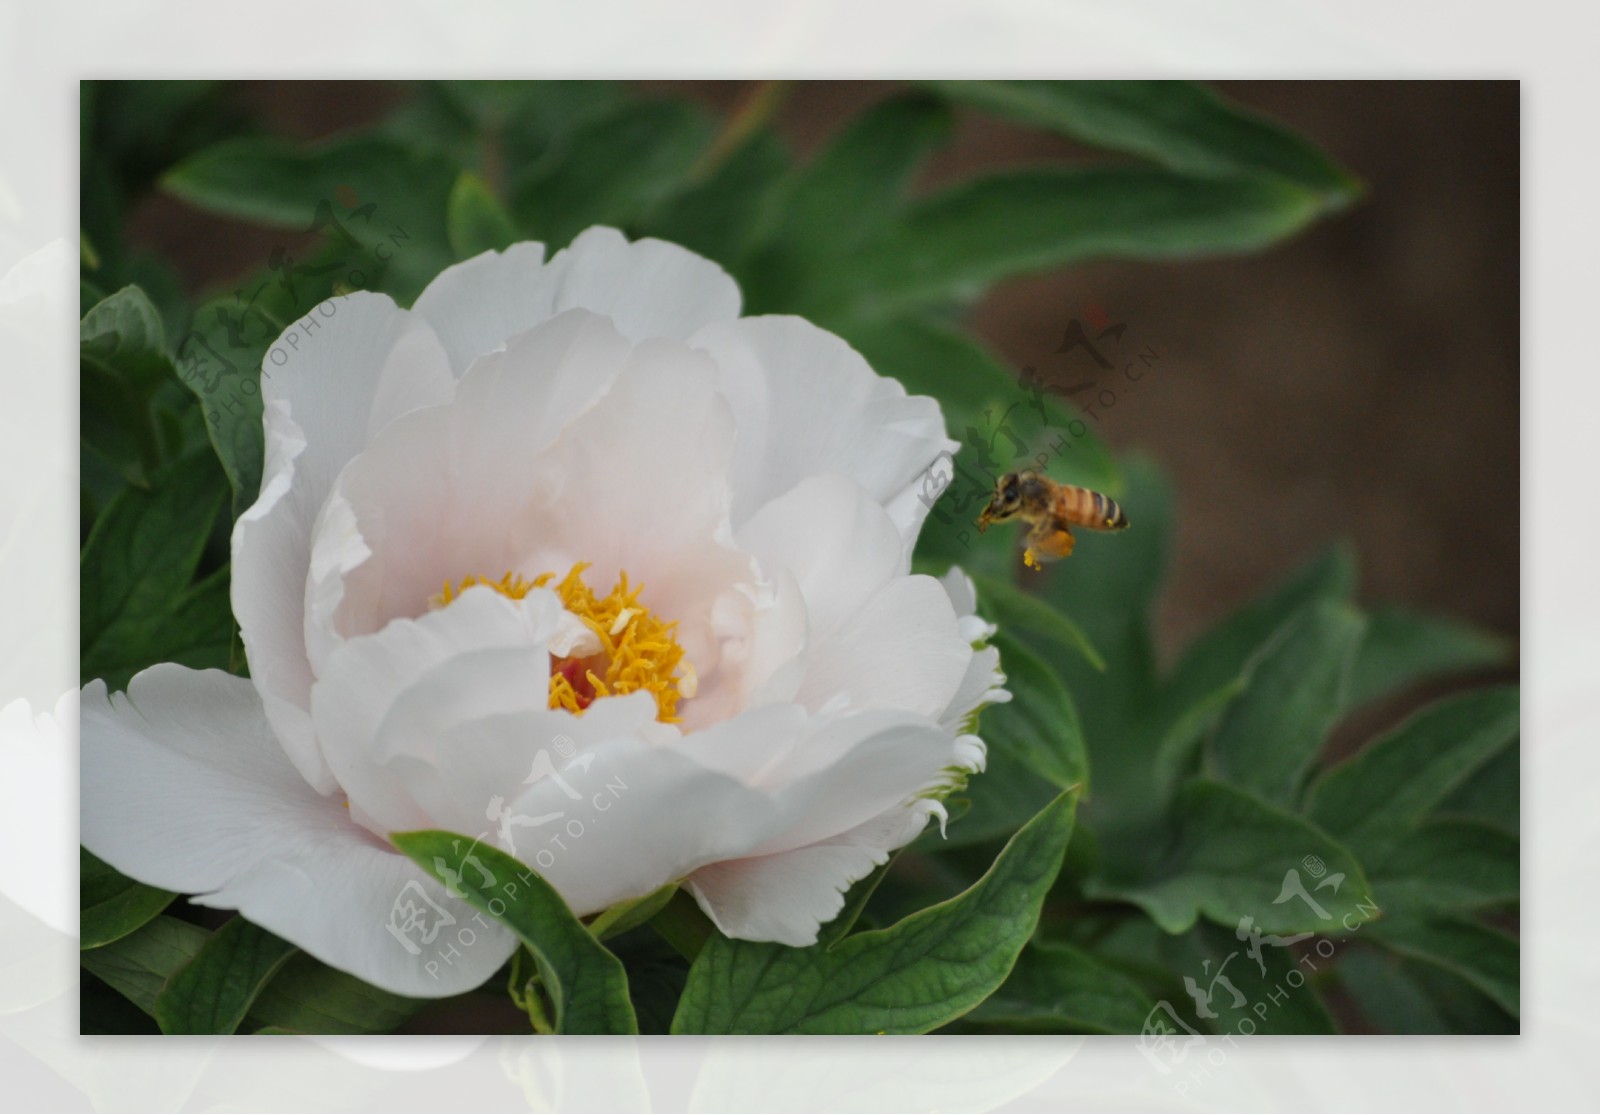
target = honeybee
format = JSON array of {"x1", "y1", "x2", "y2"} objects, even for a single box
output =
[{"x1": 976, "y1": 469, "x2": 1129, "y2": 569}]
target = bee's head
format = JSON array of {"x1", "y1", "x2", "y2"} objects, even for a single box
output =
[{"x1": 977, "y1": 470, "x2": 1029, "y2": 531}]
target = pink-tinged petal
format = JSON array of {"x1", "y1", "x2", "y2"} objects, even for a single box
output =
[
  {"x1": 304, "y1": 310, "x2": 634, "y2": 658},
  {"x1": 233, "y1": 294, "x2": 453, "y2": 791},
  {"x1": 689, "y1": 315, "x2": 958, "y2": 543},
  {"x1": 519, "y1": 348, "x2": 762, "y2": 725},
  {"x1": 411, "y1": 228, "x2": 741, "y2": 376},
  {"x1": 308, "y1": 314, "x2": 756, "y2": 699},
  {"x1": 80, "y1": 667, "x2": 509, "y2": 996}
]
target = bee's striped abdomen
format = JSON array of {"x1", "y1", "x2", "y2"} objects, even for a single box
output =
[{"x1": 1054, "y1": 485, "x2": 1129, "y2": 532}]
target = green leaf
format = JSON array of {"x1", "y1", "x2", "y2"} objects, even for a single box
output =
[
  {"x1": 640, "y1": 129, "x2": 791, "y2": 271},
  {"x1": 154, "y1": 916, "x2": 297, "y2": 1034},
  {"x1": 1156, "y1": 921, "x2": 1336, "y2": 1035},
  {"x1": 1159, "y1": 544, "x2": 1356, "y2": 728},
  {"x1": 621, "y1": 946, "x2": 690, "y2": 1036},
  {"x1": 175, "y1": 294, "x2": 270, "y2": 518},
  {"x1": 671, "y1": 789, "x2": 1078, "y2": 1034},
  {"x1": 1148, "y1": 672, "x2": 1248, "y2": 803},
  {"x1": 80, "y1": 970, "x2": 161, "y2": 1034},
  {"x1": 1438, "y1": 744, "x2": 1519, "y2": 834},
  {"x1": 1304, "y1": 686, "x2": 1519, "y2": 856},
  {"x1": 80, "y1": 451, "x2": 229, "y2": 691},
  {"x1": 744, "y1": 94, "x2": 950, "y2": 313},
  {"x1": 171, "y1": 227, "x2": 381, "y2": 522},
  {"x1": 1205, "y1": 599, "x2": 1367, "y2": 806},
  {"x1": 1043, "y1": 456, "x2": 1172, "y2": 816},
  {"x1": 777, "y1": 93, "x2": 951, "y2": 252},
  {"x1": 984, "y1": 632, "x2": 1088, "y2": 791},
  {"x1": 81, "y1": 284, "x2": 173, "y2": 391},
  {"x1": 923, "y1": 81, "x2": 1361, "y2": 204},
  {"x1": 587, "y1": 883, "x2": 678, "y2": 943},
  {"x1": 79, "y1": 848, "x2": 176, "y2": 949},
  {"x1": 970, "y1": 572, "x2": 1105, "y2": 671},
  {"x1": 1336, "y1": 946, "x2": 1516, "y2": 1034},
  {"x1": 163, "y1": 134, "x2": 458, "y2": 302},
  {"x1": 838, "y1": 168, "x2": 1326, "y2": 314},
  {"x1": 445, "y1": 170, "x2": 519, "y2": 259},
  {"x1": 80, "y1": 915, "x2": 209, "y2": 1017},
  {"x1": 1367, "y1": 912, "x2": 1519, "y2": 1018},
  {"x1": 648, "y1": 889, "x2": 715, "y2": 963},
  {"x1": 1094, "y1": 780, "x2": 1378, "y2": 936},
  {"x1": 962, "y1": 939, "x2": 1154, "y2": 1034},
  {"x1": 1366, "y1": 818, "x2": 1518, "y2": 914},
  {"x1": 387, "y1": 80, "x2": 624, "y2": 171},
  {"x1": 1346, "y1": 606, "x2": 1512, "y2": 710},
  {"x1": 926, "y1": 743, "x2": 1058, "y2": 851},
  {"x1": 512, "y1": 99, "x2": 714, "y2": 250},
  {"x1": 392, "y1": 831, "x2": 637, "y2": 1034},
  {"x1": 246, "y1": 952, "x2": 426, "y2": 1035},
  {"x1": 81, "y1": 285, "x2": 184, "y2": 482},
  {"x1": 816, "y1": 853, "x2": 900, "y2": 950}
]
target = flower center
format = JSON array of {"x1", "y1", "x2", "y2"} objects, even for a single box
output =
[{"x1": 431, "y1": 562, "x2": 690, "y2": 723}]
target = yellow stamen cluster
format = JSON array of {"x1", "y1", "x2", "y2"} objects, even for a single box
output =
[
  {"x1": 432, "y1": 562, "x2": 688, "y2": 723},
  {"x1": 431, "y1": 570, "x2": 538, "y2": 607}
]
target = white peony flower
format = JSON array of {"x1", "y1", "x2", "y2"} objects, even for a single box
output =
[{"x1": 80, "y1": 228, "x2": 1008, "y2": 997}]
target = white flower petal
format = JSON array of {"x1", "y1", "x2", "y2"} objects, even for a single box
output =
[
  {"x1": 939, "y1": 565, "x2": 979, "y2": 617},
  {"x1": 658, "y1": 705, "x2": 963, "y2": 855},
  {"x1": 738, "y1": 473, "x2": 906, "y2": 644},
  {"x1": 376, "y1": 668, "x2": 668, "y2": 844},
  {"x1": 686, "y1": 802, "x2": 933, "y2": 947},
  {"x1": 408, "y1": 241, "x2": 549, "y2": 376},
  {"x1": 689, "y1": 315, "x2": 958, "y2": 543},
  {"x1": 233, "y1": 294, "x2": 453, "y2": 791},
  {"x1": 411, "y1": 228, "x2": 741, "y2": 377},
  {"x1": 513, "y1": 349, "x2": 759, "y2": 707},
  {"x1": 745, "y1": 711, "x2": 965, "y2": 854},
  {"x1": 310, "y1": 587, "x2": 571, "y2": 836},
  {"x1": 79, "y1": 667, "x2": 509, "y2": 996},
  {"x1": 484, "y1": 723, "x2": 779, "y2": 918},
  {"x1": 941, "y1": 644, "x2": 1012, "y2": 735},
  {"x1": 935, "y1": 564, "x2": 1009, "y2": 732},
  {"x1": 302, "y1": 309, "x2": 634, "y2": 658},
  {"x1": 795, "y1": 575, "x2": 973, "y2": 722}
]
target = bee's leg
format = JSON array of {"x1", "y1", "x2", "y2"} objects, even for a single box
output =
[{"x1": 1023, "y1": 522, "x2": 1075, "y2": 569}]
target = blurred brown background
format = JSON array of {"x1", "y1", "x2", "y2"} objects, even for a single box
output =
[{"x1": 128, "y1": 80, "x2": 1520, "y2": 663}]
